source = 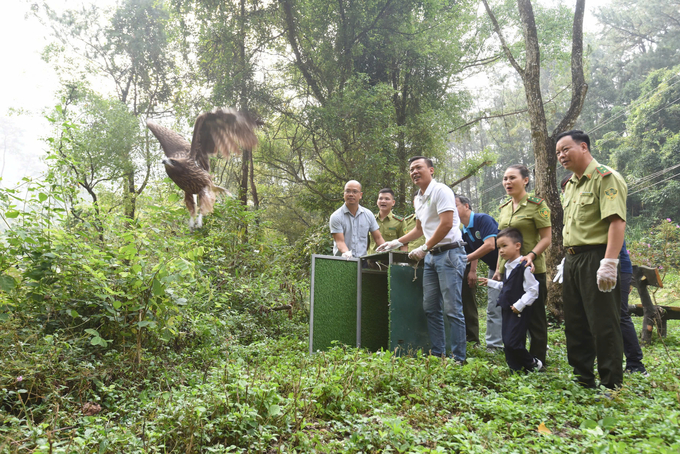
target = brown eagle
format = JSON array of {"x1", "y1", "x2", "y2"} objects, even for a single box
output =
[{"x1": 146, "y1": 108, "x2": 260, "y2": 230}]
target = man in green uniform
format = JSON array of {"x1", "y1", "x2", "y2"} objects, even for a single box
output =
[
  {"x1": 556, "y1": 129, "x2": 626, "y2": 390},
  {"x1": 403, "y1": 214, "x2": 426, "y2": 252},
  {"x1": 367, "y1": 188, "x2": 408, "y2": 254}
]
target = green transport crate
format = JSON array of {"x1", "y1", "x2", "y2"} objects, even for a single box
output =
[{"x1": 309, "y1": 252, "x2": 433, "y2": 356}]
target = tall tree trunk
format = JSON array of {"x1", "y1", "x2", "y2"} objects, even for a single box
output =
[
  {"x1": 483, "y1": 0, "x2": 587, "y2": 318},
  {"x1": 239, "y1": 149, "x2": 249, "y2": 206},
  {"x1": 249, "y1": 148, "x2": 259, "y2": 209},
  {"x1": 124, "y1": 170, "x2": 136, "y2": 220}
]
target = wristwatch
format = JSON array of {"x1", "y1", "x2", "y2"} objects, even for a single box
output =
[{"x1": 420, "y1": 244, "x2": 429, "y2": 252}]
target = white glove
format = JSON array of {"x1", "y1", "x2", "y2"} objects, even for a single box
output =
[
  {"x1": 597, "y1": 258, "x2": 619, "y2": 292},
  {"x1": 376, "y1": 240, "x2": 403, "y2": 252},
  {"x1": 408, "y1": 244, "x2": 428, "y2": 261},
  {"x1": 553, "y1": 257, "x2": 565, "y2": 284},
  {"x1": 341, "y1": 250, "x2": 353, "y2": 260}
]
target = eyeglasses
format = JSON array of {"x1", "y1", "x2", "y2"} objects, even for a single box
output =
[{"x1": 344, "y1": 189, "x2": 360, "y2": 195}]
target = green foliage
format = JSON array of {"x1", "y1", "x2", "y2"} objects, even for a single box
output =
[
  {"x1": 601, "y1": 65, "x2": 680, "y2": 223},
  {"x1": 260, "y1": 0, "x2": 481, "y2": 214},
  {"x1": 2, "y1": 318, "x2": 680, "y2": 452},
  {"x1": 628, "y1": 218, "x2": 680, "y2": 285}
]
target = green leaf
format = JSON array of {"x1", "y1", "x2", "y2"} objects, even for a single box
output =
[
  {"x1": 5, "y1": 210, "x2": 20, "y2": 219},
  {"x1": 38, "y1": 193, "x2": 48, "y2": 202},
  {"x1": 0, "y1": 275, "x2": 16, "y2": 292},
  {"x1": 85, "y1": 328, "x2": 99, "y2": 337},
  {"x1": 168, "y1": 193, "x2": 180, "y2": 203},
  {"x1": 602, "y1": 416, "x2": 618, "y2": 429},
  {"x1": 580, "y1": 420, "x2": 598, "y2": 430},
  {"x1": 112, "y1": 300, "x2": 122, "y2": 310},
  {"x1": 152, "y1": 278, "x2": 163, "y2": 296},
  {"x1": 91, "y1": 336, "x2": 105, "y2": 346},
  {"x1": 70, "y1": 310, "x2": 80, "y2": 318},
  {"x1": 268, "y1": 404, "x2": 282, "y2": 417}
]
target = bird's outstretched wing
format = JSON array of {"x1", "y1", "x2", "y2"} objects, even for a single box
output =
[
  {"x1": 190, "y1": 108, "x2": 261, "y2": 172},
  {"x1": 146, "y1": 120, "x2": 191, "y2": 158}
]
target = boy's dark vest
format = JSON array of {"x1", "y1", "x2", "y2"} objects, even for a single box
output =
[{"x1": 496, "y1": 260, "x2": 528, "y2": 309}]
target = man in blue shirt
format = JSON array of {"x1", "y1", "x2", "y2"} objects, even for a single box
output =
[
  {"x1": 456, "y1": 196, "x2": 503, "y2": 352},
  {"x1": 329, "y1": 180, "x2": 385, "y2": 258}
]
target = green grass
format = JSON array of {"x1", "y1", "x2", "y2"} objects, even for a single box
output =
[
  {"x1": 1, "y1": 308, "x2": 679, "y2": 453},
  {"x1": 628, "y1": 271, "x2": 680, "y2": 307}
]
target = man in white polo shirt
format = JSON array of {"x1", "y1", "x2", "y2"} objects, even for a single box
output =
[{"x1": 377, "y1": 157, "x2": 467, "y2": 362}]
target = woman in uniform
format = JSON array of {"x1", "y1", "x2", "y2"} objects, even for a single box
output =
[{"x1": 494, "y1": 164, "x2": 552, "y2": 367}]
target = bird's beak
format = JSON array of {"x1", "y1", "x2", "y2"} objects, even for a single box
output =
[{"x1": 162, "y1": 158, "x2": 173, "y2": 167}]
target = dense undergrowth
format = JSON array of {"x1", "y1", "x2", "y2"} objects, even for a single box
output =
[
  {"x1": 2, "y1": 316, "x2": 679, "y2": 453},
  {"x1": 1, "y1": 184, "x2": 680, "y2": 453}
]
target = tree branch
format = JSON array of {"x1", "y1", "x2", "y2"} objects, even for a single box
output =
[
  {"x1": 448, "y1": 160, "x2": 493, "y2": 188},
  {"x1": 481, "y1": 0, "x2": 525, "y2": 78},
  {"x1": 280, "y1": 0, "x2": 327, "y2": 104},
  {"x1": 552, "y1": 0, "x2": 588, "y2": 136}
]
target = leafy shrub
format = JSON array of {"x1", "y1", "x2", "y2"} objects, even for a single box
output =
[{"x1": 628, "y1": 218, "x2": 680, "y2": 277}]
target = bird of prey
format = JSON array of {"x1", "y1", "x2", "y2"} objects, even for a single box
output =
[{"x1": 146, "y1": 108, "x2": 260, "y2": 230}]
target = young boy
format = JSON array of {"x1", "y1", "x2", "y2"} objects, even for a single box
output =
[{"x1": 479, "y1": 227, "x2": 543, "y2": 372}]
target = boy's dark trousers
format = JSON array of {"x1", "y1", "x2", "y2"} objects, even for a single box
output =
[{"x1": 502, "y1": 304, "x2": 535, "y2": 371}]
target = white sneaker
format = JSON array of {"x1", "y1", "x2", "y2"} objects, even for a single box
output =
[{"x1": 532, "y1": 358, "x2": 543, "y2": 372}]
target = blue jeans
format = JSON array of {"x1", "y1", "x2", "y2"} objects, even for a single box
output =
[{"x1": 422, "y1": 247, "x2": 467, "y2": 361}]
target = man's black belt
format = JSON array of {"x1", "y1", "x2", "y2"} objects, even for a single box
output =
[
  {"x1": 430, "y1": 241, "x2": 467, "y2": 255},
  {"x1": 565, "y1": 244, "x2": 606, "y2": 255}
]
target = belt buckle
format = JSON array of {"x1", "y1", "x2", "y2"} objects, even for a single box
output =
[{"x1": 567, "y1": 247, "x2": 576, "y2": 255}]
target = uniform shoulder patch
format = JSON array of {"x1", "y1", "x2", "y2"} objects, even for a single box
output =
[
  {"x1": 596, "y1": 165, "x2": 612, "y2": 177},
  {"x1": 404, "y1": 213, "x2": 416, "y2": 221},
  {"x1": 393, "y1": 214, "x2": 404, "y2": 221},
  {"x1": 527, "y1": 196, "x2": 544, "y2": 205},
  {"x1": 500, "y1": 199, "x2": 512, "y2": 208},
  {"x1": 604, "y1": 187, "x2": 618, "y2": 200}
]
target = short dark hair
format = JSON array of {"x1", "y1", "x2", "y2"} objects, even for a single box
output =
[
  {"x1": 497, "y1": 227, "x2": 523, "y2": 247},
  {"x1": 378, "y1": 188, "x2": 395, "y2": 197},
  {"x1": 408, "y1": 156, "x2": 434, "y2": 168},
  {"x1": 555, "y1": 129, "x2": 591, "y2": 151},
  {"x1": 456, "y1": 195, "x2": 472, "y2": 210}
]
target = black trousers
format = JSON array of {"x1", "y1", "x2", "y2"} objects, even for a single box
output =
[
  {"x1": 620, "y1": 272, "x2": 646, "y2": 372},
  {"x1": 462, "y1": 264, "x2": 480, "y2": 345},
  {"x1": 563, "y1": 248, "x2": 623, "y2": 389},
  {"x1": 528, "y1": 273, "x2": 548, "y2": 364},
  {"x1": 502, "y1": 305, "x2": 536, "y2": 371}
]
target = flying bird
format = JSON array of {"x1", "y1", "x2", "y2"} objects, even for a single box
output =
[{"x1": 146, "y1": 108, "x2": 261, "y2": 230}]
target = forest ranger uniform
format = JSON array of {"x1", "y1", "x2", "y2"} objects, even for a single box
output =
[
  {"x1": 497, "y1": 194, "x2": 551, "y2": 365},
  {"x1": 367, "y1": 211, "x2": 405, "y2": 255},
  {"x1": 562, "y1": 160, "x2": 626, "y2": 389},
  {"x1": 403, "y1": 214, "x2": 426, "y2": 252}
]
